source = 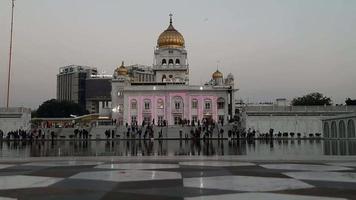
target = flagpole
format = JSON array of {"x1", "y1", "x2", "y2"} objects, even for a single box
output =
[{"x1": 6, "y1": 0, "x2": 15, "y2": 108}]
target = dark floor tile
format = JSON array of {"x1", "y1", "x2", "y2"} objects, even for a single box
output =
[
  {"x1": 121, "y1": 186, "x2": 242, "y2": 198},
  {"x1": 111, "y1": 179, "x2": 183, "y2": 191},
  {"x1": 303, "y1": 180, "x2": 356, "y2": 191},
  {"x1": 28, "y1": 166, "x2": 111, "y2": 178},
  {"x1": 0, "y1": 187, "x2": 105, "y2": 200},
  {"x1": 102, "y1": 191, "x2": 184, "y2": 200},
  {"x1": 277, "y1": 187, "x2": 356, "y2": 200},
  {"x1": 51, "y1": 178, "x2": 118, "y2": 192}
]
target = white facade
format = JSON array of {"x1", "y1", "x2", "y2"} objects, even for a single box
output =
[
  {"x1": 153, "y1": 48, "x2": 189, "y2": 83},
  {"x1": 246, "y1": 115, "x2": 323, "y2": 136},
  {"x1": 0, "y1": 107, "x2": 31, "y2": 134}
]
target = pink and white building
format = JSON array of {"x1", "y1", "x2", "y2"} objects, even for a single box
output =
[{"x1": 111, "y1": 15, "x2": 237, "y2": 126}]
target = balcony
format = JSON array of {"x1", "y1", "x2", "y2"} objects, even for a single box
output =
[
  {"x1": 172, "y1": 108, "x2": 183, "y2": 114},
  {"x1": 203, "y1": 109, "x2": 213, "y2": 115},
  {"x1": 142, "y1": 109, "x2": 152, "y2": 114}
]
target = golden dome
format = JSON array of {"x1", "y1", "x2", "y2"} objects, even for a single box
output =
[
  {"x1": 116, "y1": 61, "x2": 128, "y2": 76},
  {"x1": 157, "y1": 14, "x2": 185, "y2": 48},
  {"x1": 212, "y1": 70, "x2": 223, "y2": 79}
]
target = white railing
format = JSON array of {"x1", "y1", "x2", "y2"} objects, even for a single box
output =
[
  {"x1": 245, "y1": 105, "x2": 356, "y2": 113},
  {"x1": 0, "y1": 107, "x2": 31, "y2": 113}
]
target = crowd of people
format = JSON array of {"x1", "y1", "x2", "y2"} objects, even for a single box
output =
[{"x1": 0, "y1": 129, "x2": 58, "y2": 140}]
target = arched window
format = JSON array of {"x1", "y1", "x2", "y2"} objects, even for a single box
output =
[
  {"x1": 144, "y1": 99, "x2": 151, "y2": 110},
  {"x1": 191, "y1": 99, "x2": 198, "y2": 109},
  {"x1": 339, "y1": 120, "x2": 346, "y2": 138},
  {"x1": 173, "y1": 96, "x2": 183, "y2": 111},
  {"x1": 348, "y1": 119, "x2": 356, "y2": 138},
  {"x1": 162, "y1": 59, "x2": 167, "y2": 65},
  {"x1": 168, "y1": 59, "x2": 174, "y2": 64},
  {"x1": 331, "y1": 121, "x2": 337, "y2": 138},
  {"x1": 217, "y1": 98, "x2": 225, "y2": 109},
  {"x1": 162, "y1": 74, "x2": 166, "y2": 82},
  {"x1": 204, "y1": 99, "x2": 212, "y2": 110},
  {"x1": 323, "y1": 122, "x2": 330, "y2": 138},
  {"x1": 131, "y1": 99, "x2": 137, "y2": 110},
  {"x1": 175, "y1": 59, "x2": 180, "y2": 64},
  {"x1": 157, "y1": 98, "x2": 164, "y2": 109}
]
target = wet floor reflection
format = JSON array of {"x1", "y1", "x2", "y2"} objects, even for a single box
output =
[{"x1": 0, "y1": 139, "x2": 355, "y2": 158}]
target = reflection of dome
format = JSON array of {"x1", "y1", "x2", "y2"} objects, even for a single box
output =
[
  {"x1": 116, "y1": 61, "x2": 128, "y2": 76},
  {"x1": 212, "y1": 70, "x2": 223, "y2": 79},
  {"x1": 157, "y1": 14, "x2": 185, "y2": 48}
]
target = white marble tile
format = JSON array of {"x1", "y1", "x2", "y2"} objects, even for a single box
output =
[
  {"x1": 0, "y1": 197, "x2": 17, "y2": 200},
  {"x1": 183, "y1": 175, "x2": 313, "y2": 192},
  {"x1": 0, "y1": 175, "x2": 63, "y2": 190},
  {"x1": 285, "y1": 171, "x2": 356, "y2": 183},
  {"x1": 23, "y1": 161, "x2": 103, "y2": 167},
  {"x1": 326, "y1": 162, "x2": 356, "y2": 167},
  {"x1": 95, "y1": 163, "x2": 179, "y2": 170},
  {"x1": 179, "y1": 161, "x2": 254, "y2": 167},
  {"x1": 260, "y1": 164, "x2": 351, "y2": 171},
  {"x1": 184, "y1": 193, "x2": 346, "y2": 200},
  {"x1": 70, "y1": 170, "x2": 181, "y2": 182},
  {"x1": 0, "y1": 164, "x2": 14, "y2": 170}
]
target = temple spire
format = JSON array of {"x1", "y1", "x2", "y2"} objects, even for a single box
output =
[{"x1": 169, "y1": 13, "x2": 173, "y2": 25}]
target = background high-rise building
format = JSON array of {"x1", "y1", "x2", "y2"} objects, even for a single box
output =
[{"x1": 56, "y1": 65, "x2": 98, "y2": 110}]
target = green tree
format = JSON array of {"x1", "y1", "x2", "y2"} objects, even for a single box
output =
[
  {"x1": 345, "y1": 98, "x2": 356, "y2": 105},
  {"x1": 34, "y1": 99, "x2": 88, "y2": 118},
  {"x1": 292, "y1": 92, "x2": 332, "y2": 106}
]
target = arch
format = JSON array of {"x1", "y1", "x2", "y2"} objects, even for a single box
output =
[
  {"x1": 217, "y1": 97, "x2": 225, "y2": 109},
  {"x1": 339, "y1": 120, "x2": 346, "y2": 138},
  {"x1": 191, "y1": 98, "x2": 198, "y2": 109},
  {"x1": 175, "y1": 59, "x2": 180, "y2": 64},
  {"x1": 130, "y1": 99, "x2": 137, "y2": 110},
  {"x1": 204, "y1": 98, "x2": 212, "y2": 110},
  {"x1": 348, "y1": 119, "x2": 356, "y2": 138},
  {"x1": 162, "y1": 59, "x2": 167, "y2": 65},
  {"x1": 323, "y1": 122, "x2": 330, "y2": 138},
  {"x1": 331, "y1": 121, "x2": 337, "y2": 138},
  {"x1": 162, "y1": 74, "x2": 166, "y2": 82},
  {"x1": 168, "y1": 59, "x2": 174, "y2": 64},
  {"x1": 173, "y1": 96, "x2": 184, "y2": 110},
  {"x1": 157, "y1": 98, "x2": 164, "y2": 109},
  {"x1": 144, "y1": 99, "x2": 151, "y2": 110}
]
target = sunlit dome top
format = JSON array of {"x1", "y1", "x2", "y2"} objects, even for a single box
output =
[
  {"x1": 212, "y1": 70, "x2": 223, "y2": 79},
  {"x1": 157, "y1": 14, "x2": 185, "y2": 48},
  {"x1": 116, "y1": 61, "x2": 128, "y2": 76}
]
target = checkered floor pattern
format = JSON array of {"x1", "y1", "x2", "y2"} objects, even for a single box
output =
[{"x1": 0, "y1": 161, "x2": 356, "y2": 200}]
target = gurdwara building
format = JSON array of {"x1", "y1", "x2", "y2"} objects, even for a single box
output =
[{"x1": 111, "y1": 15, "x2": 237, "y2": 126}]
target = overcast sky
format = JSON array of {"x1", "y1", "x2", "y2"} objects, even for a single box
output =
[{"x1": 0, "y1": 0, "x2": 355, "y2": 109}]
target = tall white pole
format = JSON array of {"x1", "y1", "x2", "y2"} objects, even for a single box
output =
[{"x1": 6, "y1": 0, "x2": 15, "y2": 108}]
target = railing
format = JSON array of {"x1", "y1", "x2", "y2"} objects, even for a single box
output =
[
  {"x1": 142, "y1": 109, "x2": 152, "y2": 114},
  {"x1": 244, "y1": 105, "x2": 356, "y2": 113},
  {"x1": 0, "y1": 107, "x2": 31, "y2": 113},
  {"x1": 203, "y1": 109, "x2": 213, "y2": 114},
  {"x1": 172, "y1": 108, "x2": 183, "y2": 114}
]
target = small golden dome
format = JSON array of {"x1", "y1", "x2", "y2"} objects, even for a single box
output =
[
  {"x1": 157, "y1": 14, "x2": 185, "y2": 48},
  {"x1": 116, "y1": 61, "x2": 128, "y2": 76},
  {"x1": 212, "y1": 70, "x2": 223, "y2": 79}
]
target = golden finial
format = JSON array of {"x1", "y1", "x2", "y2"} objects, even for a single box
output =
[{"x1": 169, "y1": 13, "x2": 173, "y2": 25}]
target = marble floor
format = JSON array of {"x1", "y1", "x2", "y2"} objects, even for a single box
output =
[{"x1": 0, "y1": 159, "x2": 355, "y2": 199}]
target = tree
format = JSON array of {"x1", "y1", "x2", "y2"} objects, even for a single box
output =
[
  {"x1": 34, "y1": 99, "x2": 88, "y2": 118},
  {"x1": 291, "y1": 92, "x2": 332, "y2": 106},
  {"x1": 345, "y1": 98, "x2": 356, "y2": 105}
]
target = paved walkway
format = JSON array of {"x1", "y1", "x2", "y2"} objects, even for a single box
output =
[{"x1": 0, "y1": 158, "x2": 356, "y2": 199}]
